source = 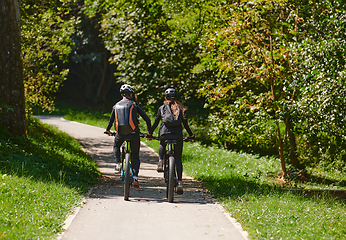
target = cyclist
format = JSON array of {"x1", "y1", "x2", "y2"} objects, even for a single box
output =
[
  {"x1": 148, "y1": 88, "x2": 194, "y2": 194},
  {"x1": 105, "y1": 84, "x2": 151, "y2": 188}
]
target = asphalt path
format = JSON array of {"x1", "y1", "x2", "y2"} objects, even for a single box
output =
[{"x1": 37, "y1": 116, "x2": 248, "y2": 240}]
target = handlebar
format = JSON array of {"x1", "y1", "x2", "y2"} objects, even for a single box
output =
[
  {"x1": 104, "y1": 131, "x2": 148, "y2": 138},
  {"x1": 148, "y1": 136, "x2": 194, "y2": 142},
  {"x1": 104, "y1": 131, "x2": 116, "y2": 136},
  {"x1": 183, "y1": 136, "x2": 195, "y2": 142},
  {"x1": 104, "y1": 131, "x2": 194, "y2": 142}
]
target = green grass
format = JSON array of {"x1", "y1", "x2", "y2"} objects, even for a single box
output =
[
  {"x1": 48, "y1": 107, "x2": 346, "y2": 240},
  {"x1": 180, "y1": 143, "x2": 346, "y2": 239},
  {"x1": 0, "y1": 117, "x2": 100, "y2": 239}
]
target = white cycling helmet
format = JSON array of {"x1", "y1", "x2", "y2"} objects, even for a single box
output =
[{"x1": 120, "y1": 84, "x2": 134, "y2": 93}]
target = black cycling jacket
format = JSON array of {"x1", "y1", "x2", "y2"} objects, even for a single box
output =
[
  {"x1": 106, "y1": 97, "x2": 151, "y2": 134},
  {"x1": 149, "y1": 103, "x2": 193, "y2": 138}
]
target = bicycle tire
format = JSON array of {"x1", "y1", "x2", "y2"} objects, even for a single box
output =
[
  {"x1": 164, "y1": 157, "x2": 168, "y2": 199},
  {"x1": 167, "y1": 155, "x2": 175, "y2": 203},
  {"x1": 120, "y1": 146, "x2": 125, "y2": 180},
  {"x1": 124, "y1": 153, "x2": 131, "y2": 201}
]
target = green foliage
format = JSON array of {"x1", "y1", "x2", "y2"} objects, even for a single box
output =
[
  {"x1": 30, "y1": 0, "x2": 346, "y2": 175},
  {"x1": 87, "y1": 0, "x2": 207, "y2": 106},
  {"x1": 197, "y1": 0, "x2": 303, "y2": 171},
  {"x1": 291, "y1": 0, "x2": 346, "y2": 169},
  {"x1": 21, "y1": 0, "x2": 78, "y2": 113},
  {"x1": 0, "y1": 117, "x2": 100, "y2": 238},
  {"x1": 197, "y1": 0, "x2": 346, "y2": 172}
]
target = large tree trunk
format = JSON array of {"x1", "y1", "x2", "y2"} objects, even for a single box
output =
[{"x1": 0, "y1": 0, "x2": 25, "y2": 138}]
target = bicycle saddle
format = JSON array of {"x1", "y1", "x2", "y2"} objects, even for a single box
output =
[{"x1": 165, "y1": 139, "x2": 177, "y2": 144}]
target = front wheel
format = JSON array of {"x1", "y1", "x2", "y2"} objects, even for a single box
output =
[
  {"x1": 167, "y1": 155, "x2": 175, "y2": 203},
  {"x1": 124, "y1": 153, "x2": 131, "y2": 201}
]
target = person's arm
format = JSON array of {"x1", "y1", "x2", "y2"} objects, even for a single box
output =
[
  {"x1": 149, "y1": 108, "x2": 162, "y2": 135},
  {"x1": 182, "y1": 118, "x2": 194, "y2": 137},
  {"x1": 106, "y1": 108, "x2": 115, "y2": 132},
  {"x1": 137, "y1": 104, "x2": 152, "y2": 132}
]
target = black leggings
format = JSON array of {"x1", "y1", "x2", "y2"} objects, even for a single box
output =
[
  {"x1": 113, "y1": 132, "x2": 140, "y2": 177},
  {"x1": 159, "y1": 134, "x2": 183, "y2": 181}
]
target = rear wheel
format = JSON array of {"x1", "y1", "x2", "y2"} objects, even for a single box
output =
[
  {"x1": 167, "y1": 156, "x2": 175, "y2": 203},
  {"x1": 124, "y1": 153, "x2": 131, "y2": 201},
  {"x1": 120, "y1": 148, "x2": 125, "y2": 180}
]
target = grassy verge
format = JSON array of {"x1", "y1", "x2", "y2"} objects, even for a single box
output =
[
  {"x1": 181, "y1": 143, "x2": 346, "y2": 239},
  {"x1": 53, "y1": 107, "x2": 346, "y2": 239},
  {"x1": 0, "y1": 118, "x2": 100, "y2": 239}
]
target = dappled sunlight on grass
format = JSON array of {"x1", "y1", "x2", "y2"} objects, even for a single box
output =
[
  {"x1": 183, "y1": 142, "x2": 280, "y2": 185},
  {"x1": 0, "y1": 117, "x2": 100, "y2": 239},
  {"x1": 180, "y1": 142, "x2": 346, "y2": 240}
]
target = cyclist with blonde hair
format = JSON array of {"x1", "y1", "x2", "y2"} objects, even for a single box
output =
[{"x1": 148, "y1": 88, "x2": 194, "y2": 194}]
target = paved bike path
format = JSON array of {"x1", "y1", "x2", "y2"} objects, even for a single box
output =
[{"x1": 37, "y1": 116, "x2": 248, "y2": 240}]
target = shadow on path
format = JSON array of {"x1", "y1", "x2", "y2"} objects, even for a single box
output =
[{"x1": 93, "y1": 174, "x2": 213, "y2": 204}]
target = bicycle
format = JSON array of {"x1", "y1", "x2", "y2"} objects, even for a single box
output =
[
  {"x1": 105, "y1": 131, "x2": 146, "y2": 201},
  {"x1": 151, "y1": 136, "x2": 192, "y2": 203}
]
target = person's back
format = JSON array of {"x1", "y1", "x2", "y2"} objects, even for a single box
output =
[{"x1": 113, "y1": 97, "x2": 137, "y2": 135}]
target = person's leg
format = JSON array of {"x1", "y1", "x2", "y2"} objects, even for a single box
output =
[
  {"x1": 171, "y1": 137, "x2": 184, "y2": 194},
  {"x1": 157, "y1": 139, "x2": 167, "y2": 172},
  {"x1": 113, "y1": 133, "x2": 124, "y2": 173},
  {"x1": 174, "y1": 138, "x2": 183, "y2": 181},
  {"x1": 130, "y1": 133, "x2": 140, "y2": 188}
]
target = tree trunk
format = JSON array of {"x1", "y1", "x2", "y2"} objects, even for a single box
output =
[
  {"x1": 277, "y1": 123, "x2": 287, "y2": 175},
  {"x1": 0, "y1": 0, "x2": 26, "y2": 138},
  {"x1": 286, "y1": 118, "x2": 302, "y2": 169}
]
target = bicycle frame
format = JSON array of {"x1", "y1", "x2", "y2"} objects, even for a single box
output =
[
  {"x1": 152, "y1": 136, "x2": 191, "y2": 202},
  {"x1": 120, "y1": 139, "x2": 135, "y2": 201},
  {"x1": 120, "y1": 140, "x2": 133, "y2": 182},
  {"x1": 105, "y1": 131, "x2": 146, "y2": 201},
  {"x1": 164, "y1": 140, "x2": 178, "y2": 202}
]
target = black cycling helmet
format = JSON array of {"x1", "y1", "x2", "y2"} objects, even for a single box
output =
[
  {"x1": 164, "y1": 88, "x2": 176, "y2": 100},
  {"x1": 120, "y1": 84, "x2": 134, "y2": 93}
]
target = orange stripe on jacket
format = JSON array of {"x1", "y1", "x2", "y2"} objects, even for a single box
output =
[
  {"x1": 129, "y1": 105, "x2": 135, "y2": 130},
  {"x1": 114, "y1": 108, "x2": 118, "y2": 132}
]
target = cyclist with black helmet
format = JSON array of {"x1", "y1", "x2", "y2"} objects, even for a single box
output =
[
  {"x1": 148, "y1": 88, "x2": 194, "y2": 194},
  {"x1": 105, "y1": 84, "x2": 151, "y2": 188}
]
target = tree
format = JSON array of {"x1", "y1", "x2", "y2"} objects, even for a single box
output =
[
  {"x1": 0, "y1": 0, "x2": 25, "y2": 138},
  {"x1": 292, "y1": 0, "x2": 346, "y2": 169},
  {"x1": 88, "y1": 0, "x2": 207, "y2": 106},
  {"x1": 199, "y1": 0, "x2": 305, "y2": 174},
  {"x1": 199, "y1": 0, "x2": 346, "y2": 175},
  {"x1": 21, "y1": 0, "x2": 78, "y2": 113}
]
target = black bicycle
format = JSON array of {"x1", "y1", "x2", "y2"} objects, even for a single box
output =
[
  {"x1": 105, "y1": 131, "x2": 145, "y2": 201},
  {"x1": 152, "y1": 136, "x2": 192, "y2": 203}
]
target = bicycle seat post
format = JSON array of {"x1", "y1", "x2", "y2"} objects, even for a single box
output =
[
  {"x1": 125, "y1": 139, "x2": 131, "y2": 154},
  {"x1": 165, "y1": 140, "x2": 177, "y2": 155}
]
